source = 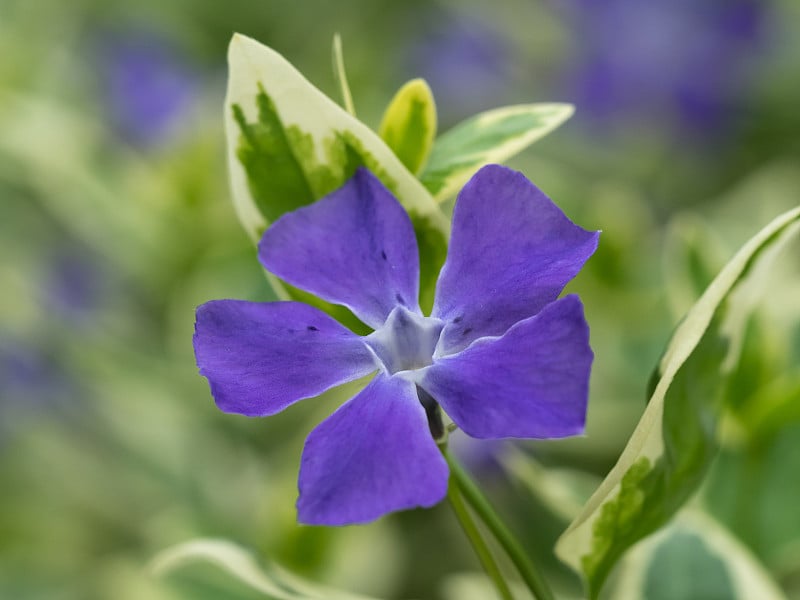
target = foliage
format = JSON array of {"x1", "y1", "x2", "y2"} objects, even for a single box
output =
[{"x1": 2, "y1": 2, "x2": 800, "y2": 598}]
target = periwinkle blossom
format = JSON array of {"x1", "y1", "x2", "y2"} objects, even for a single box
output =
[
  {"x1": 194, "y1": 165, "x2": 599, "y2": 525},
  {"x1": 406, "y1": 16, "x2": 513, "y2": 123},
  {"x1": 448, "y1": 429, "x2": 508, "y2": 479},
  {"x1": 44, "y1": 244, "x2": 112, "y2": 327},
  {"x1": 558, "y1": 0, "x2": 766, "y2": 134},
  {"x1": 0, "y1": 336, "x2": 77, "y2": 447},
  {"x1": 98, "y1": 31, "x2": 198, "y2": 146}
]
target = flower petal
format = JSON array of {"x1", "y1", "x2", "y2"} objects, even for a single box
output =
[
  {"x1": 297, "y1": 374, "x2": 449, "y2": 525},
  {"x1": 194, "y1": 300, "x2": 375, "y2": 416},
  {"x1": 259, "y1": 168, "x2": 421, "y2": 329},
  {"x1": 432, "y1": 165, "x2": 599, "y2": 354},
  {"x1": 422, "y1": 295, "x2": 592, "y2": 439}
]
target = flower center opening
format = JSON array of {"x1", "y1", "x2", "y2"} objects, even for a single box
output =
[{"x1": 365, "y1": 306, "x2": 444, "y2": 376}]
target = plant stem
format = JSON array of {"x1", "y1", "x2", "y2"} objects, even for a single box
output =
[
  {"x1": 445, "y1": 449, "x2": 556, "y2": 600},
  {"x1": 332, "y1": 34, "x2": 356, "y2": 117},
  {"x1": 446, "y1": 471, "x2": 514, "y2": 600}
]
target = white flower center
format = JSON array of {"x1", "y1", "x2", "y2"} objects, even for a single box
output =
[{"x1": 365, "y1": 306, "x2": 444, "y2": 376}]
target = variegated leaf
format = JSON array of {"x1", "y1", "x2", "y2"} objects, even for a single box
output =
[
  {"x1": 555, "y1": 206, "x2": 800, "y2": 598},
  {"x1": 420, "y1": 103, "x2": 573, "y2": 202},
  {"x1": 611, "y1": 511, "x2": 786, "y2": 600},
  {"x1": 378, "y1": 78, "x2": 437, "y2": 175},
  {"x1": 150, "y1": 538, "x2": 382, "y2": 600},
  {"x1": 225, "y1": 34, "x2": 449, "y2": 311}
]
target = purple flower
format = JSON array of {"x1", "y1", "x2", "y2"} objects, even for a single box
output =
[
  {"x1": 43, "y1": 243, "x2": 112, "y2": 327},
  {"x1": 448, "y1": 429, "x2": 509, "y2": 478},
  {"x1": 98, "y1": 31, "x2": 198, "y2": 146},
  {"x1": 193, "y1": 165, "x2": 598, "y2": 525},
  {"x1": 405, "y1": 16, "x2": 514, "y2": 123},
  {"x1": 558, "y1": 0, "x2": 767, "y2": 134},
  {"x1": 0, "y1": 335, "x2": 77, "y2": 446}
]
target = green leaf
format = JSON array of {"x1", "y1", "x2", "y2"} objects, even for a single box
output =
[
  {"x1": 378, "y1": 79, "x2": 437, "y2": 175},
  {"x1": 555, "y1": 206, "x2": 800, "y2": 598},
  {"x1": 501, "y1": 446, "x2": 600, "y2": 523},
  {"x1": 231, "y1": 91, "x2": 316, "y2": 225},
  {"x1": 150, "y1": 538, "x2": 382, "y2": 600},
  {"x1": 225, "y1": 34, "x2": 449, "y2": 312},
  {"x1": 706, "y1": 423, "x2": 800, "y2": 576},
  {"x1": 420, "y1": 103, "x2": 573, "y2": 202},
  {"x1": 661, "y1": 213, "x2": 726, "y2": 320},
  {"x1": 441, "y1": 573, "x2": 534, "y2": 600},
  {"x1": 729, "y1": 373, "x2": 800, "y2": 442},
  {"x1": 611, "y1": 511, "x2": 786, "y2": 600}
]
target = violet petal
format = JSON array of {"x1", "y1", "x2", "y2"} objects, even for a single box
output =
[
  {"x1": 194, "y1": 300, "x2": 375, "y2": 417},
  {"x1": 423, "y1": 295, "x2": 593, "y2": 439},
  {"x1": 432, "y1": 165, "x2": 599, "y2": 355},
  {"x1": 259, "y1": 168, "x2": 421, "y2": 329},
  {"x1": 297, "y1": 374, "x2": 449, "y2": 525}
]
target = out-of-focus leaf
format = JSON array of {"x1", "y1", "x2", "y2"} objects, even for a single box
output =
[
  {"x1": 662, "y1": 214, "x2": 726, "y2": 320},
  {"x1": 502, "y1": 446, "x2": 601, "y2": 523},
  {"x1": 420, "y1": 103, "x2": 573, "y2": 202},
  {"x1": 611, "y1": 511, "x2": 786, "y2": 600},
  {"x1": 97, "y1": 559, "x2": 185, "y2": 600},
  {"x1": 705, "y1": 421, "x2": 800, "y2": 574},
  {"x1": 440, "y1": 573, "x2": 534, "y2": 600},
  {"x1": 730, "y1": 374, "x2": 800, "y2": 441},
  {"x1": 0, "y1": 93, "x2": 174, "y2": 278},
  {"x1": 555, "y1": 207, "x2": 800, "y2": 598},
  {"x1": 225, "y1": 34, "x2": 449, "y2": 312},
  {"x1": 150, "y1": 539, "x2": 382, "y2": 600},
  {"x1": 378, "y1": 79, "x2": 436, "y2": 175}
]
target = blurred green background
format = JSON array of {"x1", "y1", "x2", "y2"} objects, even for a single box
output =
[{"x1": 1, "y1": 0, "x2": 799, "y2": 598}]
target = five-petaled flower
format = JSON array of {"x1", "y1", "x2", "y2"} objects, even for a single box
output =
[{"x1": 193, "y1": 165, "x2": 599, "y2": 525}]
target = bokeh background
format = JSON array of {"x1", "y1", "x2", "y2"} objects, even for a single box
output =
[{"x1": 1, "y1": 0, "x2": 799, "y2": 598}]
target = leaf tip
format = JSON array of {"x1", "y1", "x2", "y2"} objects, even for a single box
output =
[
  {"x1": 229, "y1": 32, "x2": 249, "y2": 50},
  {"x1": 403, "y1": 77, "x2": 433, "y2": 96},
  {"x1": 551, "y1": 102, "x2": 575, "y2": 124}
]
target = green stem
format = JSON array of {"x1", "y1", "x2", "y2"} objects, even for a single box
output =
[
  {"x1": 447, "y1": 470, "x2": 514, "y2": 600},
  {"x1": 445, "y1": 449, "x2": 556, "y2": 600},
  {"x1": 331, "y1": 34, "x2": 356, "y2": 117}
]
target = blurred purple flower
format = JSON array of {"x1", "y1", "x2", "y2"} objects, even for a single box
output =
[
  {"x1": 98, "y1": 31, "x2": 198, "y2": 146},
  {"x1": 0, "y1": 336, "x2": 76, "y2": 443},
  {"x1": 0, "y1": 340, "x2": 63, "y2": 401},
  {"x1": 558, "y1": 0, "x2": 767, "y2": 134},
  {"x1": 193, "y1": 166, "x2": 598, "y2": 525},
  {"x1": 448, "y1": 429, "x2": 509, "y2": 477},
  {"x1": 43, "y1": 244, "x2": 111, "y2": 326},
  {"x1": 407, "y1": 17, "x2": 514, "y2": 123}
]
